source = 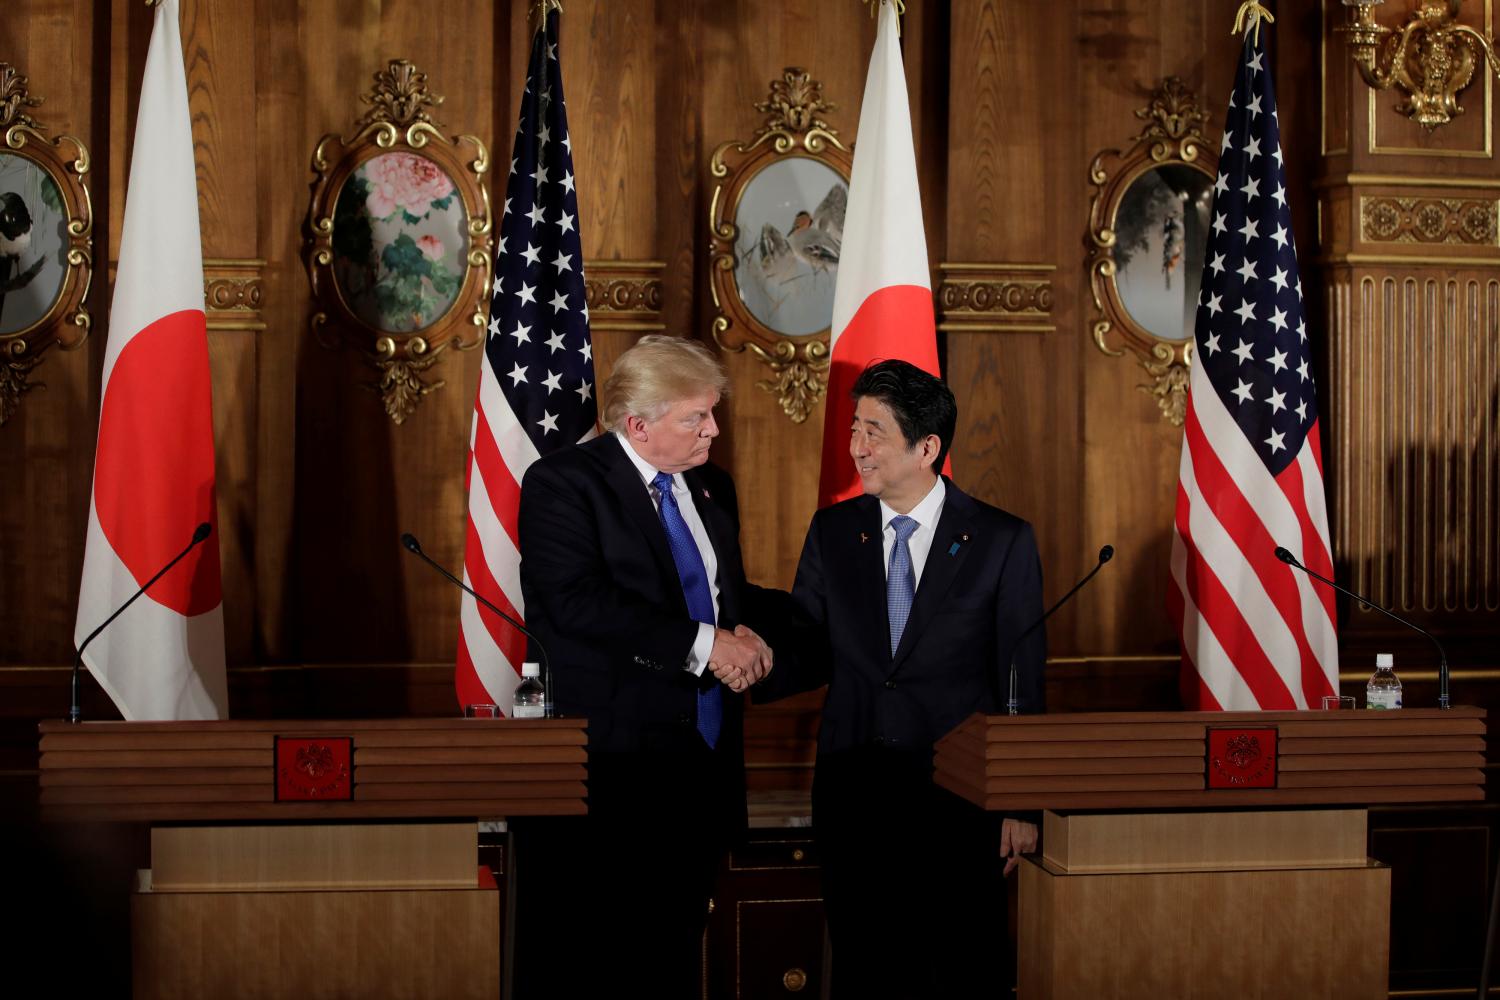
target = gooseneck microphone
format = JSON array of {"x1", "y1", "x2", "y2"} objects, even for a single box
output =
[
  {"x1": 1007, "y1": 544, "x2": 1114, "y2": 716},
  {"x1": 1274, "y1": 545, "x2": 1450, "y2": 710},
  {"x1": 70, "y1": 521, "x2": 213, "y2": 724},
  {"x1": 400, "y1": 532, "x2": 553, "y2": 711}
]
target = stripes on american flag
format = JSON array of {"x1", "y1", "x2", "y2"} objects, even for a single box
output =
[
  {"x1": 1170, "y1": 25, "x2": 1339, "y2": 711},
  {"x1": 457, "y1": 9, "x2": 596, "y2": 711}
]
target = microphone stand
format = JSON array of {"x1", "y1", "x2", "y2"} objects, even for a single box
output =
[
  {"x1": 1273, "y1": 547, "x2": 1450, "y2": 710},
  {"x1": 1008, "y1": 544, "x2": 1114, "y2": 715},
  {"x1": 70, "y1": 523, "x2": 212, "y2": 724},
  {"x1": 401, "y1": 533, "x2": 554, "y2": 716}
]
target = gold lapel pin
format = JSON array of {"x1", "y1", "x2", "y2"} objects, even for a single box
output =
[{"x1": 860, "y1": 532, "x2": 870, "y2": 543}]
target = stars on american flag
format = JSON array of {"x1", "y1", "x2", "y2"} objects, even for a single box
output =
[
  {"x1": 1194, "y1": 30, "x2": 1314, "y2": 475},
  {"x1": 484, "y1": 31, "x2": 596, "y2": 451}
]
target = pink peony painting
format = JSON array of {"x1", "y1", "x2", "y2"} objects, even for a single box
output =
[{"x1": 330, "y1": 151, "x2": 468, "y2": 333}]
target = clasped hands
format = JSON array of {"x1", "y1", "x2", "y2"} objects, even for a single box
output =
[{"x1": 707, "y1": 625, "x2": 772, "y2": 693}]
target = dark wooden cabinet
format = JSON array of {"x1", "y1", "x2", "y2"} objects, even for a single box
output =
[{"x1": 705, "y1": 828, "x2": 828, "y2": 1000}]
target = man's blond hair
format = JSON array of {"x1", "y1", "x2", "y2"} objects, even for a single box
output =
[{"x1": 601, "y1": 335, "x2": 729, "y2": 431}]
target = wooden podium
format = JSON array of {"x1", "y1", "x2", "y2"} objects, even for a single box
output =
[
  {"x1": 934, "y1": 708, "x2": 1487, "y2": 1000},
  {"x1": 38, "y1": 718, "x2": 587, "y2": 1000}
]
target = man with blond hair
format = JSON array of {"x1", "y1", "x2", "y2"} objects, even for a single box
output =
[{"x1": 514, "y1": 333, "x2": 784, "y2": 997}]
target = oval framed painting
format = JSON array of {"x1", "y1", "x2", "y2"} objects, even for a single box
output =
[
  {"x1": 708, "y1": 69, "x2": 853, "y2": 424},
  {"x1": 304, "y1": 60, "x2": 492, "y2": 424},
  {"x1": 0, "y1": 62, "x2": 94, "y2": 426},
  {"x1": 1086, "y1": 77, "x2": 1220, "y2": 427}
]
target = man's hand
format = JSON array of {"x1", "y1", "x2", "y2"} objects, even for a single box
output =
[
  {"x1": 999, "y1": 818, "x2": 1037, "y2": 877},
  {"x1": 708, "y1": 626, "x2": 772, "y2": 692}
]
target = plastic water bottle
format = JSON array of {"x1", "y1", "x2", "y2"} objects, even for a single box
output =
[
  {"x1": 512, "y1": 661, "x2": 546, "y2": 719},
  {"x1": 1366, "y1": 653, "x2": 1402, "y2": 710}
]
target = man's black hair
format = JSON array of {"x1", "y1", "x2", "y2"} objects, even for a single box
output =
[{"x1": 850, "y1": 359, "x2": 957, "y2": 473}]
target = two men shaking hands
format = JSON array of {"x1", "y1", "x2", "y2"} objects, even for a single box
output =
[{"x1": 513, "y1": 335, "x2": 1045, "y2": 999}]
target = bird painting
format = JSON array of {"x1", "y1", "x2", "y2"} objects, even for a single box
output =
[
  {"x1": 0, "y1": 192, "x2": 45, "y2": 327},
  {"x1": 751, "y1": 182, "x2": 845, "y2": 288}
]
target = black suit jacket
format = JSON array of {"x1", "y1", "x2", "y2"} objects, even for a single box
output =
[
  {"x1": 517, "y1": 434, "x2": 784, "y2": 823},
  {"x1": 788, "y1": 478, "x2": 1046, "y2": 756}
]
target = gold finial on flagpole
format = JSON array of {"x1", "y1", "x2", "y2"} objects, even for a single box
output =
[
  {"x1": 861, "y1": 0, "x2": 907, "y2": 18},
  {"x1": 144, "y1": 0, "x2": 164, "y2": 7},
  {"x1": 1231, "y1": 1, "x2": 1275, "y2": 43}
]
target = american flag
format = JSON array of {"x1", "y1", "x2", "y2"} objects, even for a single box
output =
[
  {"x1": 1169, "y1": 25, "x2": 1339, "y2": 711},
  {"x1": 457, "y1": 8, "x2": 595, "y2": 711}
]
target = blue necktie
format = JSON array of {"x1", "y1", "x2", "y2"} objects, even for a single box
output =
[
  {"x1": 887, "y1": 515, "x2": 919, "y2": 657},
  {"x1": 652, "y1": 472, "x2": 722, "y2": 748}
]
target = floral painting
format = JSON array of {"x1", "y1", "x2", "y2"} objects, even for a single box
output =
[
  {"x1": 0, "y1": 153, "x2": 69, "y2": 336},
  {"x1": 331, "y1": 151, "x2": 469, "y2": 333},
  {"x1": 734, "y1": 157, "x2": 847, "y2": 337}
]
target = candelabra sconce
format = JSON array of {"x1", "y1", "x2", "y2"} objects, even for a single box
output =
[{"x1": 1340, "y1": 0, "x2": 1500, "y2": 130}]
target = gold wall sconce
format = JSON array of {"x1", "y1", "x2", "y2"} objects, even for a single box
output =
[{"x1": 1340, "y1": 0, "x2": 1500, "y2": 130}]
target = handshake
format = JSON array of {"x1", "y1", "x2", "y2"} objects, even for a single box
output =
[{"x1": 708, "y1": 625, "x2": 773, "y2": 694}]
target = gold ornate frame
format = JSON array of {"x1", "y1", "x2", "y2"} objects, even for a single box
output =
[
  {"x1": 1087, "y1": 77, "x2": 1218, "y2": 427},
  {"x1": 304, "y1": 60, "x2": 492, "y2": 424},
  {"x1": 709, "y1": 70, "x2": 853, "y2": 424},
  {"x1": 0, "y1": 64, "x2": 93, "y2": 426}
]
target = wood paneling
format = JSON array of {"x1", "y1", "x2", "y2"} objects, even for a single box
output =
[
  {"x1": 132, "y1": 876, "x2": 502, "y2": 1000},
  {"x1": 1019, "y1": 857, "x2": 1390, "y2": 999}
]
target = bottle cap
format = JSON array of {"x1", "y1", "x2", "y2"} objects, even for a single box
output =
[
  {"x1": 522, "y1": 661, "x2": 541, "y2": 677},
  {"x1": 1376, "y1": 653, "x2": 1393, "y2": 669}
]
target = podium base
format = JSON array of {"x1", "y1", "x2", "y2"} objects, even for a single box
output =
[{"x1": 1018, "y1": 809, "x2": 1389, "y2": 999}]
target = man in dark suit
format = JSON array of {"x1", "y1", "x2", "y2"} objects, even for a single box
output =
[
  {"x1": 790, "y1": 359, "x2": 1046, "y2": 998},
  {"x1": 514, "y1": 334, "x2": 781, "y2": 998}
]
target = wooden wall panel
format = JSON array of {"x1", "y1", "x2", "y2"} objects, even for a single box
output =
[
  {"x1": 2, "y1": 0, "x2": 1495, "y2": 703},
  {"x1": 1071, "y1": 3, "x2": 1238, "y2": 658}
]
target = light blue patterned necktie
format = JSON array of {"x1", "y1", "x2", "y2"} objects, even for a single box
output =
[
  {"x1": 651, "y1": 472, "x2": 722, "y2": 748},
  {"x1": 887, "y1": 515, "x2": 919, "y2": 657}
]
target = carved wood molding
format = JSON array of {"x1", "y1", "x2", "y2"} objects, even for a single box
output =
[
  {"x1": 1360, "y1": 195, "x2": 1499, "y2": 244},
  {"x1": 582, "y1": 260, "x2": 664, "y2": 332},
  {"x1": 203, "y1": 258, "x2": 267, "y2": 331},
  {"x1": 936, "y1": 263, "x2": 1056, "y2": 333}
]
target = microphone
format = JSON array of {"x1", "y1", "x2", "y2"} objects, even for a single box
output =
[
  {"x1": 1274, "y1": 546, "x2": 1450, "y2": 710},
  {"x1": 1007, "y1": 544, "x2": 1114, "y2": 715},
  {"x1": 400, "y1": 532, "x2": 553, "y2": 714},
  {"x1": 70, "y1": 521, "x2": 213, "y2": 724}
]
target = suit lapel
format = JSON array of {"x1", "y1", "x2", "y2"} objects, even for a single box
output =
[
  {"x1": 891, "y1": 482, "x2": 976, "y2": 672},
  {"x1": 850, "y1": 499, "x2": 891, "y2": 669},
  {"x1": 598, "y1": 435, "x2": 681, "y2": 604}
]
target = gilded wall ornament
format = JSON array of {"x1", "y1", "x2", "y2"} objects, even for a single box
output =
[
  {"x1": 0, "y1": 64, "x2": 94, "y2": 427},
  {"x1": 708, "y1": 69, "x2": 851, "y2": 424},
  {"x1": 936, "y1": 263, "x2": 1056, "y2": 334},
  {"x1": 304, "y1": 59, "x2": 492, "y2": 425},
  {"x1": 583, "y1": 260, "x2": 665, "y2": 332},
  {"x1": 1087, "y1": 77, "x2": 1219, "y2": 427},
  {"x1": 1341, "y1": 0, "x2": 1500, "y2": 130}
]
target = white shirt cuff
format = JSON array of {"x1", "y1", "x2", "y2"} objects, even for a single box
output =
[{"x1": 685, "y1": 622, "x2": 715, "y2": 676}]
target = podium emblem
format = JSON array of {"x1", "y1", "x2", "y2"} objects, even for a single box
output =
[
  {"x1": 1206, "y1": 727, "x2": 1277, "y2": 789},
  {"x1": 275, "y1": 736, "x2": 354, "y2": 801}
]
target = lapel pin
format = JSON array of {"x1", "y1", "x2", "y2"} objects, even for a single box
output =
[
  {"x1": 701, "y1": 488, "x2": 711, "y2": 499},
  {"x1": 860, "y1": 532, "x2": 870, "y2": 544},
  {"x1": 948, "y1": 542, "x2": 960, "y2": 556}
]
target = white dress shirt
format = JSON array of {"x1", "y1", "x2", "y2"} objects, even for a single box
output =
[
  {"x1": 879, "y1": 477, "x2": 947, "y2": 587},
  {"x1": 616, "y1": 431, "x2": 720, "y2": 675}
]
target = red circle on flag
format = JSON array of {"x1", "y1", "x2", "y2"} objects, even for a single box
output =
[{"x1": 93, "y1": 309, "x2": 222, "y2": 616}]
